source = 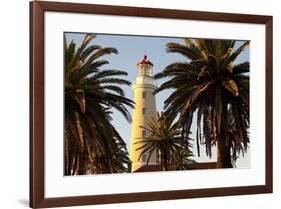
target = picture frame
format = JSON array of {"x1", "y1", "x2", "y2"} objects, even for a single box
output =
[{"x1": 30, "y1": 1, "x2": 273, "y2": 208}]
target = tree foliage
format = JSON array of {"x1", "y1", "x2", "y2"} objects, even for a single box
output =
[
  {"x1": 135, "y1": 112, "x2": 194, "y2": 171},
  {"x1": 64, "y1": 34, "x2": 134, "y2": 175},
  {"x1": 155, "y1": 39, "x2": 249, "y2": 168}
]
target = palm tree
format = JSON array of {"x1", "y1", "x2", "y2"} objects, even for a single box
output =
[
  {"x1": 64, "y1": 34, "x2": 134, "y2": 175},
  {"x1": 174, "y1": 143, "x2": 196, "y2": 170},
  {"x1": 135, "y1": 112, "x2": 193, "y2": 171},
  {"x1": 154, "y1": 39, "x2": 249, "y2": 168}
]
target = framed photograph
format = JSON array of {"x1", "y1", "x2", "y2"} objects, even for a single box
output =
[{"x1": 30, "y1": 1, "x2": 273, "y2": 208}]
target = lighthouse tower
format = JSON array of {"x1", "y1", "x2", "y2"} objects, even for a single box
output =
[{"x1": 130, "y1": 55, "x2": 158, "y2": 172}]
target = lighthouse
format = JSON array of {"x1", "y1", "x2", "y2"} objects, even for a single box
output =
[{"x1": 130, "y1": 55, "x2": 158, "y2": 172}]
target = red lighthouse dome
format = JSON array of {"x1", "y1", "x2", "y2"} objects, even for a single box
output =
[{"x1": 137, "y1": 55, "x2": 153, "y2": 66}]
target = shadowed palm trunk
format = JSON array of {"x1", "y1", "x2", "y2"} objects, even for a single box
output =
[
  {"x1": 217, "y1": 99, "x2": 233, "y2": 168},
  {"x1": 162, "y1": 149, "x2": 168, "y2": 171},
  {"x1": 217, "y1": 140, "x2": 232, "y2": 168}
]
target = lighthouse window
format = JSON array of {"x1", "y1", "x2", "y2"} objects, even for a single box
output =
[
  {"x1": 142, "y1": 108, "x2": 146, "y2": 115},
  {"x1": 142, "y1": 92, "x2": 146, "y2": 99}
]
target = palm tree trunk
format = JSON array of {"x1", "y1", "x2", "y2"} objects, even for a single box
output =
[
  {"x1": 163, "y1": 150, "x2": 169, "y2": 171},
  {"x1": 216, "y1": 100, "x2": 233, "y2": 168},
  {"x1": 216, "y1": 140, "x2": 232, "y2": 168},
  {"x1": 161, "y1": 159, "x2": 165, "y2": 171},
  {"x1": 160, "y1": 151, "x2": 166, "y2": 171}
]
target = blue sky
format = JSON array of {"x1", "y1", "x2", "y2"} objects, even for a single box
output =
[{"x1": 65, "y1": 32, "x2": 250, "y2": 167}]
